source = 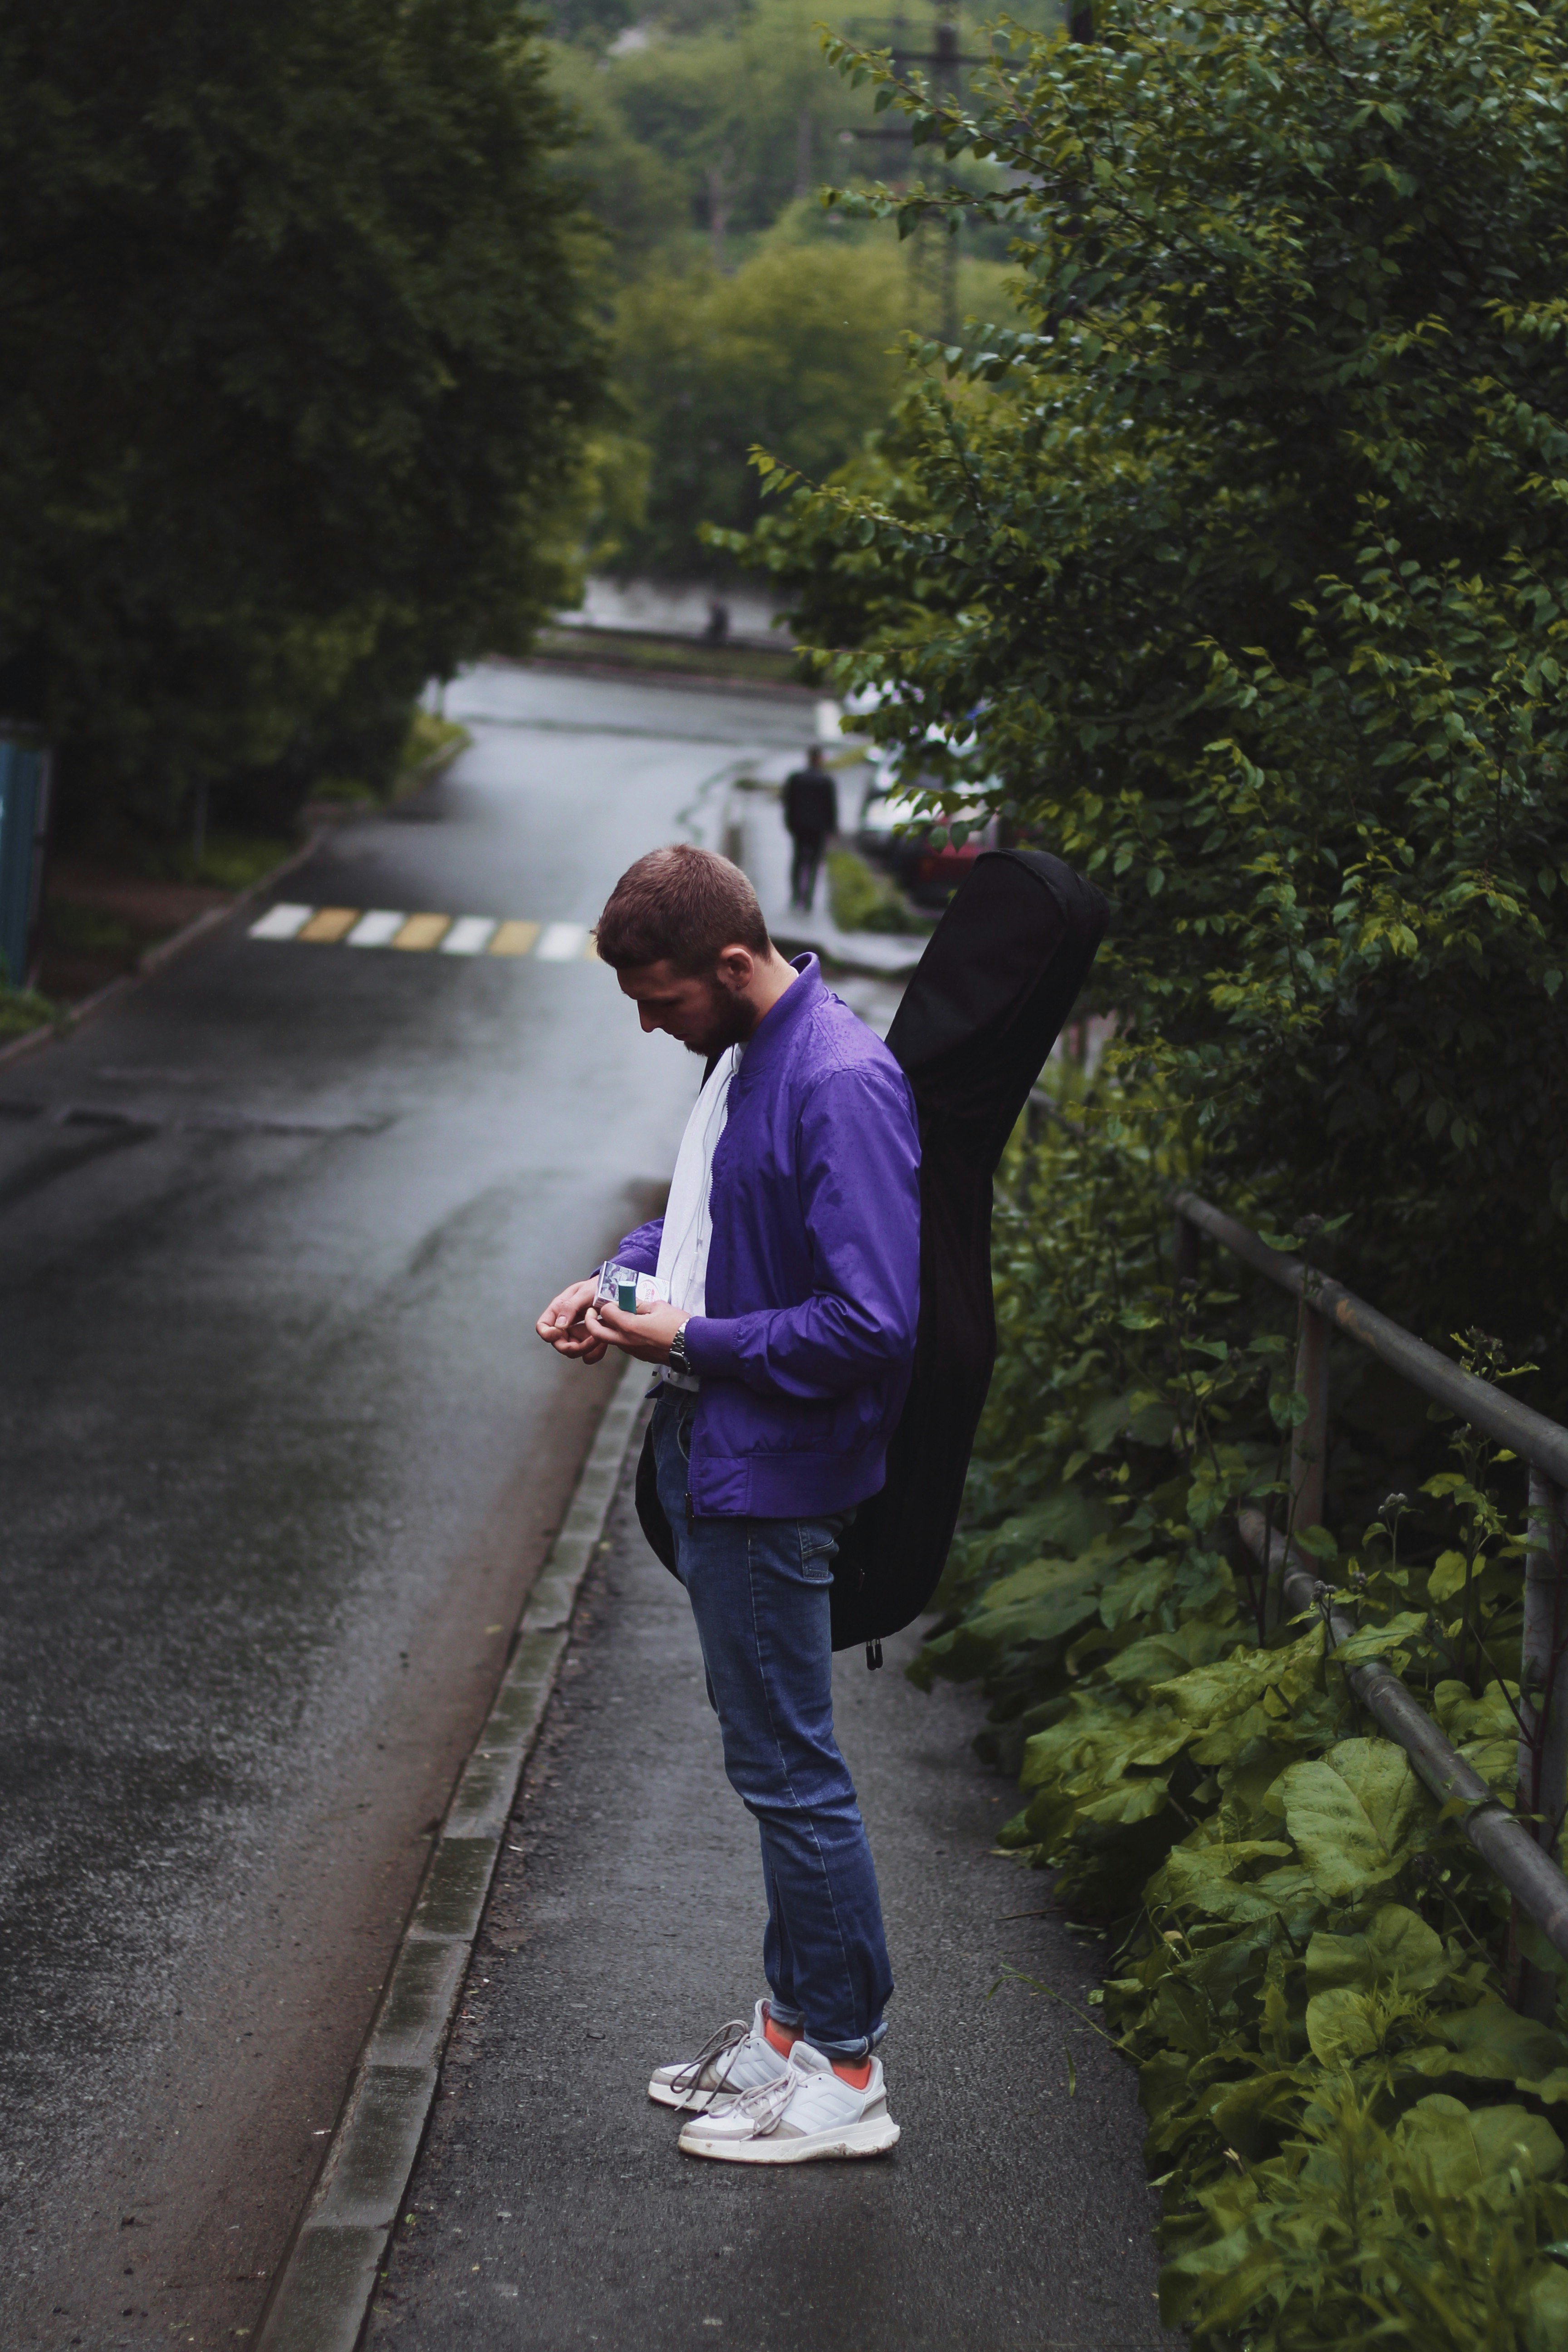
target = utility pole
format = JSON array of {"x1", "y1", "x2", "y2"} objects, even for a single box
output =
[{"x1": 846, "y1": 7, "x2": 986, "y2": 346}]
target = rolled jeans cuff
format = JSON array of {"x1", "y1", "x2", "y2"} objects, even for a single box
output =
[
  {"x1": 767, "y1": 1995, "x2": 887, "y2": 2061},
  {"x1": 800, "y1": 2018, "x2": 889, "y2": 2062}
]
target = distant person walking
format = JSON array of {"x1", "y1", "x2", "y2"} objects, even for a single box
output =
[{"x1": 782, "y1": 745, "x2": 838, "y2": 913}]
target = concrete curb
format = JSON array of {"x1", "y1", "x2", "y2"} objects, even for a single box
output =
[
  {"x1": 518, "y1": 652, "x2": 818, "y2": 702},
  {"x1": 0, "y1": 828, "x2": 324, "y2": 1075},
  {"x1": 255, "y1": 1360, "x2": 645, "y2": 2352}
]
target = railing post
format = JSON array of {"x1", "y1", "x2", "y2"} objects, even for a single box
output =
[
  {"x1": 1513, "y1": 1471, "x2": 1568, "y2": 2019},
  {"x1": 1172, "y1": 1209, "x2": 1199, "y2": 1291},
  {"x1": 1289, "y1": 1295, "x2": 1330, "y2": 1537}
]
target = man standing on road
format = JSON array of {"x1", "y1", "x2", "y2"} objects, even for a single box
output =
[
  {"x1": 781, "y1": 745, "x2": 838, "y2": 913},
  {"x1": 535, "y1": 844, "x2": 918, "y2": 2165}
]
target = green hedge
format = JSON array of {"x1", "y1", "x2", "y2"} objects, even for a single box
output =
[
  {"x1": 918, "y1": 1086, "x2": 1568, "y2": 2349},
  {"x1": 825, "y1": 846, "x2": 923, "y2": 936}
]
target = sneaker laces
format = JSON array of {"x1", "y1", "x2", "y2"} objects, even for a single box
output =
[
  {"x1": 666, "y1": 2018, "x2": 760, "y2": 2108},
  {"x1": 719, "y1": 2056, "x2": 808, "y2": 2138}
]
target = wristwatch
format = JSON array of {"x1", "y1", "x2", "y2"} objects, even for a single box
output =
[{"x1": 667, "y1": 1319, "x2": 693, "y2": 1376}]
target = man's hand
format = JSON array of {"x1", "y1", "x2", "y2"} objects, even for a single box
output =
[
  {"x1": 584, "y1": 1297, "x2": 687, "y2": 1365},
  {"x1": 535, "y1": 1277, "x2": 608, "y2": 1362}
]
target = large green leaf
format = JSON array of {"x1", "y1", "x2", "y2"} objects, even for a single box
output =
[
  {"x1": 1152, "y1": 1624, "x2": 1324, "y2": 1730},
  {"x1": 1428, "y1": 1679, "x2": 1524, "y2": 1799},
  {"x1": 1433, "y1": 1680, "x2": 1523, "y2": 1744},
  {"x1": 1527, "y1": 2262, "x2": 1568, "y2": 2352},
  {"x1": 1279, "y1": 1738, "x2": 1429, "y2": 1898},
  {"x1": 960, "y1": 1568, "x2": 1105, "y2": 1646},
  {"x1": 1324, "y1": 1611, "x2": 1431, "y2": 1670},
  {"x1": 1405, "y1": 1998, "x2": 1568, "y2": 2088},
  {"x1": 1074, "y1": 1777, "x2": 1172, "y2": 1830},
  {"x1": 1019, "y1": 1694, "x2": 1189, "y2": 1793},
  {"x1": 1393, "y1": 2092, "x2": 1563, "y2": 2203},
  {"x1": 1104, "y1": 1619, "x2": 1236, "y2": 1693},
  {"x1": 1150, "y1": 1838, "x2": 1294, "y2": 1922},
  {"x1": 1304, "y1": 1985, "x2": 1381, "y2": 2066},
  {"x1": 1305, "y1": 1904, "x2": 1448, "y2": 1996},
  {"x1": 1097, "y1": 1554, "x2": 1176, "y2": 1631},
  {"x1": 1428, "y1": 1550, "x2": 1473, "y2": 1606}
]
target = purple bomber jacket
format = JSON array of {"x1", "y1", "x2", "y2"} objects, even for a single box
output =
[{"x1": 615, "y1": 956, "x2": 921, "y2": 1519}]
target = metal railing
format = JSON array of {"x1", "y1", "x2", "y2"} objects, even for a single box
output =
[
  {"x1": 1173, "y1": 1189, "x2": 1568, "y2": 2017},
  {"x1": 1019, "y1": 1093, "x2": 1568, "y2": 2016}
]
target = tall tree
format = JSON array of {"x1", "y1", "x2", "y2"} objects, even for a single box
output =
[
  {"x1": 0, "y1": 0, "x2": 604, "y2": 840},
  {"x1": 735, "y1": 0, "x2": 1568, "y2": 1352},
  {"x1": 615, "y1": 241, "x2": 909, "y2": 573}
]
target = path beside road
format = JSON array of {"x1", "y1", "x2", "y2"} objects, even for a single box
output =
[{"x1": 367, "y1": 1432, "x2": 1167, "y2": 2352}]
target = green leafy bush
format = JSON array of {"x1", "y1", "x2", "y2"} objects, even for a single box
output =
[
  {"x1": 923, "y1": 1087, "x2": 1568, "y2": 2347},
  {"x1": 0, "y1": 983, "x2": 54, "y2": 1039},
  {"x1": 825, "y1": 847, "x2": 922, "y2": 935},
  {"x1": 614, "y1": 243, "x2": 909, "y2": 575}
]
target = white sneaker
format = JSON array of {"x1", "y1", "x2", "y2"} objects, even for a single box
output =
[
  {"x1": 676, "y1": 2039, "x2": 899, "y2": 2164},
  {"x1": 648, "y1": 1998, "x2": 789, "y2": 2112}
]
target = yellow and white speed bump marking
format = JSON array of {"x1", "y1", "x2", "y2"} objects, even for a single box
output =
[{"x1": 248, "y1": 904, "x2": 598, "y2": 958}]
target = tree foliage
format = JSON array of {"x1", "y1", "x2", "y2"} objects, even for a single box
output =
[
  {"x1": 0, "y1": 0, "x2": 604, "y2": 843},
  {"x1": 547, "y1": 0, "x2": 1042, "y2": 574},
  {"x1": 615, "y1": 242, "x2": 910, "y2": 571},
  {"x1": 550, "y1": 0, "x2": 870, "y2": 269},
  {"x1": 732, "y1": 0, "x2": 1568, "y2": 1352}
]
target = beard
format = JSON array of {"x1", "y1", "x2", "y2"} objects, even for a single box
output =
[{"x1": 683, "y1": 979, "x2": 755, "y2": 1057}]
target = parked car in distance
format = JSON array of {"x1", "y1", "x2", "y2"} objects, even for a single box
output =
[{"x1": 858, "y1": 768, "x2": 1000, "y2": 908}]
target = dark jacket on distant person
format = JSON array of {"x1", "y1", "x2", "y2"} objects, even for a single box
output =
[{"x1": 783, "y1": 769, "x2": 838, "y2": 838}]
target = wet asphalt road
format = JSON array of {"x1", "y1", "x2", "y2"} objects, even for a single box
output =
[
  {"x1": 366, "y1": 1449, "x2": 1168, "y2": 2352},
  {"x1": 0, "y1": 665, "x2": 831, "y2": 2351}
]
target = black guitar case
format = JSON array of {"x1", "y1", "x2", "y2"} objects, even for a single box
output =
[{"x1": 633, "y1": 848, "x2": 1109, "y2": 1651}]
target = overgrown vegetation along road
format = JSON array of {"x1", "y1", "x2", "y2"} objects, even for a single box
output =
[
  {"x1": 917, "y1": 1088, "x2": 1568, "y2": 2347},
  {"x1": 720, "y1": 0, "x2": 1568, "y2": 2339}
]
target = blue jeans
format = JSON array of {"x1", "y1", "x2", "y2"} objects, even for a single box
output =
[{"x1": 651, "y1": 1392, "x2": 893, "y2": 2058}]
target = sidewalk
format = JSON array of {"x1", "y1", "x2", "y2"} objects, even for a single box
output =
[
  {"x1": 365, "y1": 1427, "x2": 1167, "y2": 2352},
  {"x1": 727, "y1": 771, "x2": 931, "y2": 981}
]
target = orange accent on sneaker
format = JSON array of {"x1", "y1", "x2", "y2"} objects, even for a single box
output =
[
  {"x1": 830, "y1": 2056, "x2": 873, "y2": 2090},
  {"x1": 762, "y1": 2006, "x2": 800, "y2": 2059}
]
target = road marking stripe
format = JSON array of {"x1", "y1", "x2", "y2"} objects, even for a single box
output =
[
  {"x1": 346, "y1": 910, "x2": 407, "y2": 948},
  {"x1": 392, "y1": 913, "x2": 452, "y2": 952},
  {"x1": 297, "y1": 907, "x2": 361, "y2": 944},
  {"x1": 487, "y1": 920, "x2": 541, "y2": 957},
  {"x1": 439, "y1": 915, "x2": 498, "y2": 956},
  {"x1": 247, "y1": 907, "x2": 608, "y2": 965},
  {"x1": 249, "y1": 902, "x2": 313, "y2": 941}
]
